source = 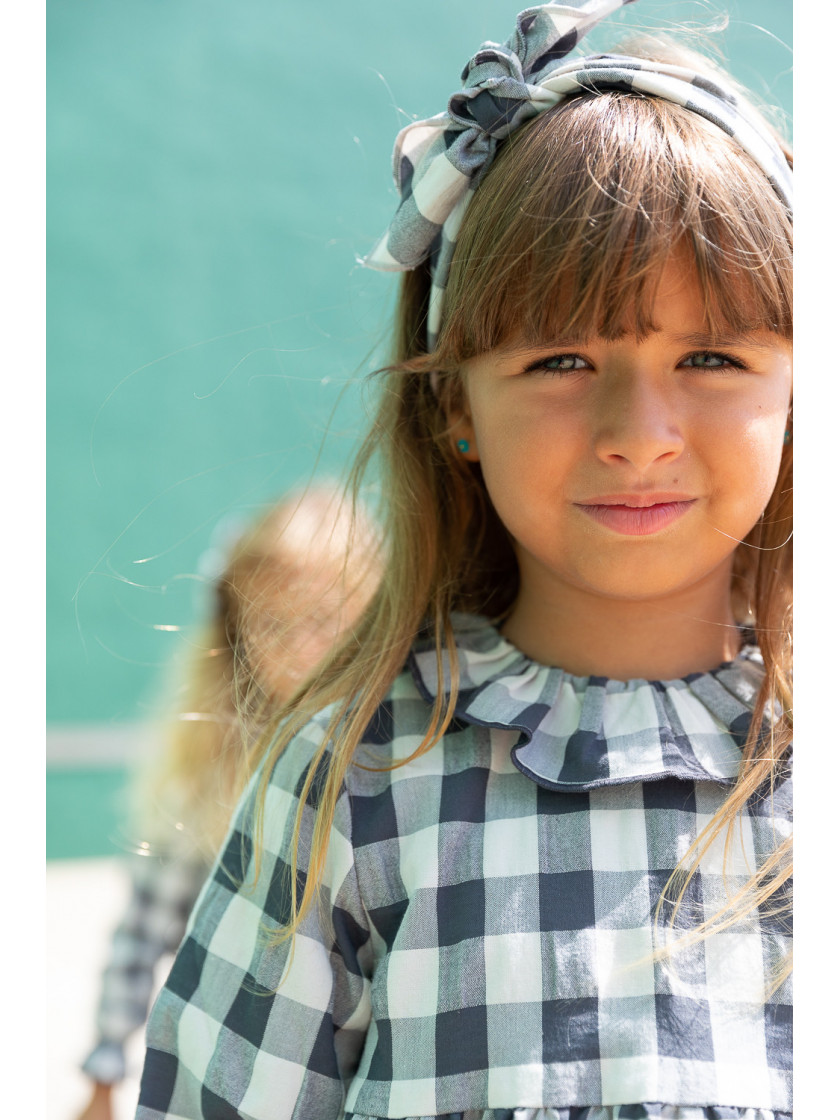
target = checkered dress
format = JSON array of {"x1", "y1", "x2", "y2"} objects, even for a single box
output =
[{"x1": 136, "y1": 615, "x2": 792, "y2": 1119}]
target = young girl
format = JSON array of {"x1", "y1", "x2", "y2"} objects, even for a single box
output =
[
  {"x1": 136, "y1": 1, "x2": 792, "y2": 1117},
  {"x1": 74, "y1": 487, "x2": 378, "y2": 1120}
]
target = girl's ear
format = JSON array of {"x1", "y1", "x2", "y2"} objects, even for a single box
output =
[
  {"x1": 441, "y1": 370, "x2": 480, "y2": 460},
  {"x1": 447, "y1": 407, "x2": 480, "y2": 462}
]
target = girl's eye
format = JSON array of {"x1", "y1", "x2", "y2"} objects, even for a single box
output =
[
  {"x1": 527, "y1": 353, "x2": 590, "y2": 376},
  {"x1": 680, "y1": 351, "x2": 746, "y2": 371}
]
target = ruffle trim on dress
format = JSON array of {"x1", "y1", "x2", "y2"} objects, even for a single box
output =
[
  {"x1": 409, "y1": 614, "x2": 767, "y2": 792},
  {"x1": 346, "y1": 1107, "x2": 791, "y2": 1120}
]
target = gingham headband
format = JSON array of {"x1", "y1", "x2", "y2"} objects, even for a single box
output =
[{"x1": 363, "y1": 0, "x2": 793, "y2": 348}]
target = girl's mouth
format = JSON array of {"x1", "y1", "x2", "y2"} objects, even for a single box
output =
[{"x1": 574, "y1": 497, "x2": 697, "y2": 536}]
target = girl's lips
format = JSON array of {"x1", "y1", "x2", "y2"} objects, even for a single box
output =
[{"x1": 575, "y1": 499, "x2": 697, "y2": 536}]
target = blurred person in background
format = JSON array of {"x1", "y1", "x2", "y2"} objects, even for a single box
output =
[{"x1": 72, "y1": 486, "x2": 380, "y2": 1120}]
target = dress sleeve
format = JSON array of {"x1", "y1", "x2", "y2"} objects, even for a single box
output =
[
  {"x1": 136, "y1": 723, "x2": 373, "y2": 1120},
  {"x1": 81, "y1": 850, "x2": 208, "y2": 1085}
]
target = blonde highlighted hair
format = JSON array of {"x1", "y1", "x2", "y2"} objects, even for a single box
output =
[
  {"x1": 250, "y1": 39, "x2": 792, "y2": 961},
  {"x1": 137, "y1": 487, "x2": 380, "y2": 860}
]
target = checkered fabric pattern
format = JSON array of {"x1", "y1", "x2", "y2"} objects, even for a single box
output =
[
  {"x1": 363, "y1": 0, "x2": 793, "y2": 347},
  {"x1": 83, "y1": 850, "x2": 209, "y2": 1084},
  {"x1": 137, "y1": 616, "x2": 792, "y2": 1120}
]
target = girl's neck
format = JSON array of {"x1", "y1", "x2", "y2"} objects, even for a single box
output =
[{"x1": 501, "y1": 571, "x2": 742, "y2": 681}]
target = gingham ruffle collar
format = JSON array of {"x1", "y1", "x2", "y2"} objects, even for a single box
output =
[{"x1": 408, "y1": 613, "x2": 764, "y2": 791}]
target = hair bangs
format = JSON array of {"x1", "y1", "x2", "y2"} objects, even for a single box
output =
[{"x1": 435, "y1": 90, "x2": 792, "y2": 365}]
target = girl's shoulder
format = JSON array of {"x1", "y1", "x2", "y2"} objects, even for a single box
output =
[
  {"x1": 257, "y1": 617, "x2": 499, "y2": 824},
  {"x1": 259, "y1": 651, "x2": 454, "y2": 804}
]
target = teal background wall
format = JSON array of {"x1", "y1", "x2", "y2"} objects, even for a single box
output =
[{"x1": 47, "y1": 0, "x2": 791, "y2": 856}]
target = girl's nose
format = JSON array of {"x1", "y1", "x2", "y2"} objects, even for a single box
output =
[{"x1": 592, "y1": 381, "x2": 684, "y2": 472}]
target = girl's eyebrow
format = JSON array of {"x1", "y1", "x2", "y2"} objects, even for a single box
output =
[
  {"x1": 498, "y1": 336, "x2": 593, "y2": 356},
  {"x1": 500, "y1": 329, "x2": 783, "y2": 356},
  {"x1": 668, "y1": 331, "x2": 784, "y2": 351}
]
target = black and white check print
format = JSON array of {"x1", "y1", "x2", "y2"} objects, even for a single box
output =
[
  {"x1": 137, "y1": 615, "x2": 792, "y2": 1119},
  {"x1": 82, "y1": 850, "x2": 209, "y2": 1085},
  {"x1": 364, "y1": 0, "x2": 793, "y2": 346}
]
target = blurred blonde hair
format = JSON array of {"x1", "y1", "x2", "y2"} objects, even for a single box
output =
[
  {"x1": 135, "y1": 486, "x2": 380, "y2": 859},
  {"x1": 249, "y1": 40, "x2": 792, "y2": 962}
]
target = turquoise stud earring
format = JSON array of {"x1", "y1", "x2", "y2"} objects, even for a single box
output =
[
  {"x1": 456, "y1": 439, "x2": 470, "y2": 453},
  {"x1": 783, "y1": 430, "x2": 791, "y2": 444}
]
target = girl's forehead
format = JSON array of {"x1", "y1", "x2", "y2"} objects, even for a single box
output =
[
  {"x1": 441, "y1": 203, "x2": 790, "y2": 362},
  {"x1": 468, "y1": 255, "x2": 792, "y2": 367},
  {"x1": 490, "y1": 269, "x2": 784, "y2": 353}
]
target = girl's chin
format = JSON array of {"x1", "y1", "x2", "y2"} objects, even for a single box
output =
[{"x1": 529, "y1": 557, "x2": 736, "y2": 606}]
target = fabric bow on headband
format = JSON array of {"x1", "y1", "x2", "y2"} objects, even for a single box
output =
[{"x1": 363, "y1": 0, "x2": 793, "y2": 348}]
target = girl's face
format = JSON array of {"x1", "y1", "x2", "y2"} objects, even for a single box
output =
[{"x1": 453, "y1": 255, "x2": 792, "y2": 612}]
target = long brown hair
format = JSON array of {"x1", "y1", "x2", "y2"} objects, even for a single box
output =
[{"x1": 250, "y1": 40, "x2": 792, "y2": 957}]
